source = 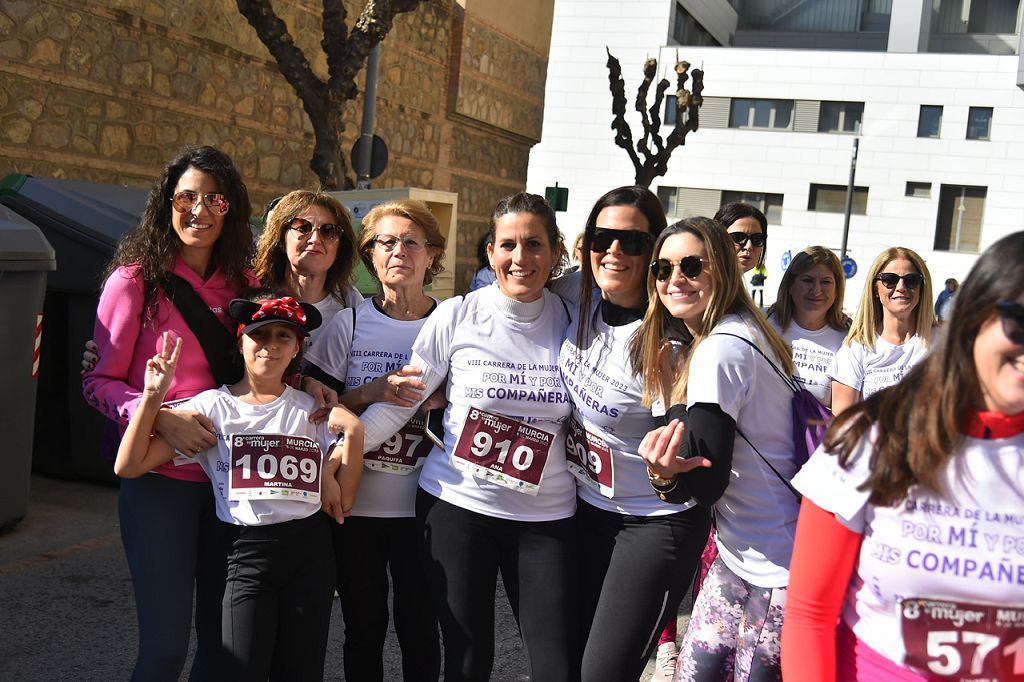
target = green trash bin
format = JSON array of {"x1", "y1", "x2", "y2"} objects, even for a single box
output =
[{"x1": 0, "y1": 205, "x2": 55, "y2": 530}]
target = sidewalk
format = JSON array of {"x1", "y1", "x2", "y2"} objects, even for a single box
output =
[{"x1": 0, "y1": 475, "x2": 684, "y2": 680}]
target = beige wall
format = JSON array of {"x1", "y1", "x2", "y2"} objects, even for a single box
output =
[{"x1": 0, "y1": 0, "x2": 553, "y2": 292}]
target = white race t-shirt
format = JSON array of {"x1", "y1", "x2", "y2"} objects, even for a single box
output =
[
  {"x1": 305, "y1": 284, "x2": 363, "y2": 349},
  {"x1": 793, "y1": 430, "x2": 1024, "y2": 673},
  {"x1": 687, "y1": 315, "x2": 800, "y2": 588},
  {"x1": 411, "y1": 285, "x2": 575, "y2": 521},
  {"x1": 560, "y1": 306, "x2": 694, "y2": 516},
  {"x1": 178, "y1": 386, "x2": 334, "y2": 526},
  {"x1": 829, "y1": 335, "x2": 928, "y2": 399},
  {"x1": 306, "y1": 297, "x2": 433, "y2": 518},
  {"x1": 771, "y1": 319, "x2": 847, "y2": 406}
]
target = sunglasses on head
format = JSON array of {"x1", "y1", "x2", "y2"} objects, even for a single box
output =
[
  {"x1": 589, "y1": 228, "x2": 653, "y2": 257},
  {"x1": 728, "y1": 231, "x2": 766, "y2": 248},
  {"x1": 287, "y1": 217, "x2": 342, "y2": 242},
  {"x1": 875, "y1": 272, "x2": 924, "y2": 290},
  {"x1": 651, "y1": 256, "x2": 707, "y2": 281},
  {"x1": 996, "y1": 300, "x2": 1024, "y2": 345},
  {"x1": 171, "y1": 190, "x2": 230, "y2": 215}
]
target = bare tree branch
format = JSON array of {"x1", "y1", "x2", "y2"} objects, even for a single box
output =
[
  {"x1": 606, "y1": 49, "x2": 704, "y2": 187},
  {"x1": 236, "y1": 0, "x2": 426, "y2": 189}
]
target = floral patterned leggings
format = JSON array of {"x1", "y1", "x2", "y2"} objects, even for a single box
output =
[{"x1": 674, "y1": 556, "x2": 787, "y2": 682}]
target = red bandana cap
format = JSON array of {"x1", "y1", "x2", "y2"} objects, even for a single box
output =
[{"x1": 228, "y1": 296, "x2": 322, "y2": 338}]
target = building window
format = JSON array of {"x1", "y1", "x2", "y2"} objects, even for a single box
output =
[
  {"x1": 664, "y1": 95, "x2": 678, "y2": 126},
  {"x1": 934, "y1": 0, "x2": 1020, "y2": 33},
  {"x1": 905, "y1": 181, "x2": 932, "y2": 198},
  {"x1": 721, "y1": 190, "x2": 784, "y2": 223},
  {"x1": 818, "y1": 101, "x2": 864, "y2": 133},
  {"x1": 729, "y1": 99, "x2": 794, "y2": 130},
  {"x1": 966, "y1": 107, "x2": 993, "y2": 140},
  {"x1": 935, "y1": 185, "x2": 985, "y2": 253},
  {"x1": 671, "y1": 4, "x2": 722, "y2": 46},
  {"x1": 808, "y1": 184, "x2": 868, "y2": 214},
  {"x1": 918, "y1": 105, "x2": 943, "y2": 138}
]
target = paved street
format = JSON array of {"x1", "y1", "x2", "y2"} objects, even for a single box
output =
[{"x1": 0, "y1": 475, "x2": 685, "y2": 681}]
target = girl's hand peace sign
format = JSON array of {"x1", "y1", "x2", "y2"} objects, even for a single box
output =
[{"x1": 144, "y1": 332, "x2": 182, "y2": 400}]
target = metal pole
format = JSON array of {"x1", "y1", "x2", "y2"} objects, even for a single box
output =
[
  {"x1": 840, "y1": 137, "x2": 859, "y2": 260},
  {"x1": 356, "y1": 44, "x2": 381, "y2": 190}
]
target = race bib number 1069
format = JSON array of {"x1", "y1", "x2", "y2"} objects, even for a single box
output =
[{"x1": 228, "y1": 433, "x2": 322, "y2": 503}]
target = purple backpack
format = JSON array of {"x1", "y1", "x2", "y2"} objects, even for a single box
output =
[{"x1": 713, "y1": 333, "x2": 833, "y2": 499}]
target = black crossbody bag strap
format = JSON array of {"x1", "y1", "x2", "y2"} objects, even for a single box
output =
[
  {"x1": 162, "y1": 273, "x2": 241, "y2": 386},
  {"x1": 710, "y1": 332, "x2": 803, "y2": 502}
]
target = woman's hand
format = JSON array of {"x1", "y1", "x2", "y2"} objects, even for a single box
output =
[
  {"x1": 154, "y1": 409, "x2": 217, "y2": 456},
  {"x1": 639, "y1": 419, "x2": 712, "y2": 480},
  {"x1": 420, "y1": 385, "x2": 448, "y2": 413},
  {"x1": 304, "y1": 377, "x2": 340, "y2": 423},
  {"x1": 81, "y1": 339, "x2": 99, "y2": 375},
  {"x1": 366, "y1": 365, "x2": 428, "y2": 408},
  {"x1": 321, "y1": 475, "x2": 346, "y2": 524}
]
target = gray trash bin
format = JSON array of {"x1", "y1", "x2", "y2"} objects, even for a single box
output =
[{"x1": 0, "y1": 206, "x2": 55, "y2": 530}]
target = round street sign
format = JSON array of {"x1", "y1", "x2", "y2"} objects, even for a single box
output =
[{"x1": 842, "y1": 256, "x2": 858, "y2": 279}]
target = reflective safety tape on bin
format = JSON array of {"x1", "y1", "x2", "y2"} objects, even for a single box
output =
[{"x1": 33, "y1": 313, "x2": 41, "y2": 379}]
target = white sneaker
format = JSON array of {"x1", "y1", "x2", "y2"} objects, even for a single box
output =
[{"x1": 651, "y1": 641, "x2": 678, "y2": 682}]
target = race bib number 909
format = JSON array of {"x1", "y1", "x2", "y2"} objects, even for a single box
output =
[
  {"x1": 565, "y1": 416, "x2": 614, "y2": 498},
  {"x1": 228, "y1": 433, "x2": 322, "y2": 503},
  {"x1": 451, "y1": 407, "x2": 553, "y2": 496},
  {"x1": 900, "y1": 598, "x2": 1024, "y2": 681}
]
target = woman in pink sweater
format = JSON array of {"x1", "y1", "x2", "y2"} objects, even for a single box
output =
[{"x1": 82, "y1": 146, "x2": 258, "y2": 681}]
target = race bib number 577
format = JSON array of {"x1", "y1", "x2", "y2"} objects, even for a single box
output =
[
  {"x1": 228, "y1": 433, "x2": 322, "y2": 503},
  {"x1": 451, "y1": 407, "x2": 552, "y2": 496}
]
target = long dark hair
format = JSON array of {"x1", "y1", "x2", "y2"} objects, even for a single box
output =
[
  {"x1": 576, "y1": 186, "x2": 667, "y2": 356},
  {"x1": 826, "y1": 231, "x2": 1024, "y2": 506},
  {"x1": 106, "y1": 145, "x2": 253, "y2": 314}
]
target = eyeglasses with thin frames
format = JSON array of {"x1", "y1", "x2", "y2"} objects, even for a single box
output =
[{"x1": 373, "y1": 235, "x2": 434, "y2": 252}]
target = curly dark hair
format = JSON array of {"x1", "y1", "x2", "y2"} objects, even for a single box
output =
[{"x1": 105, "y1": 145, "x2": 254, "y2": 314}]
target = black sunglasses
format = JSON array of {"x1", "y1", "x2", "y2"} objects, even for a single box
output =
[
  {"x1": 651, "y1": 256, "x2": 706, "y2": 281},
  {"x1": 287, "y1": 217, "x2": 342, "y2": 242},
  {"x1": 876, "y1": 272, "x2": 924, "y2": 290},
  {"x1": 996, "y1": 300, "x2": 1024, "y2": 345},
  {"x1": 728, "y1": 232, "x2": 766, "y2": 248},
  {"x1": 589, "y1": 228, "x2": 653, "y2": 257}
]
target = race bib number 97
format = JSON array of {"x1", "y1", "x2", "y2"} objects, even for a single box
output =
[
  {"x1": 364, "y1": 413, "x2": 433, "y2": 475},
  {"x1": 451, "y1": 407, "x2": 553, "y2": 496},
  {"x1": 228, "y1": 433, "x2": 322, "y2": 504},
  {"x1": 900, "y1": 598, "x2": 1024, "y2": 680}
]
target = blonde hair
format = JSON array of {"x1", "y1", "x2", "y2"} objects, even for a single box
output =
[
  {"x1": 846, "y1": 246, "x2": 935, "y2": 350},
  {"x1": 252, "y1": 190, "x2": 358, "y2": 300},
  {"x1": 768, "y1": 246, "x2": 849, "y2": 332},
  {"x1": 630, "y1": 217, "x2": 794, "y2": 406},
  {"x1": 357, "y1": 200, "x2": 446, "y2": 285}
]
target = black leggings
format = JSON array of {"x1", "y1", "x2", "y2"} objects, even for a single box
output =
[
  {"x1": 576, "y1": 499, "x2": 711, "y2": 682},
  {"x1": 222, "y1": 512, "x2": 336, "y2": 681},
  {"x1": 416, "y1": 489, "x2": 580, "y2": 682},
  {"x1": 333, "y1": 516, "x2": 440, "y2": 682}
]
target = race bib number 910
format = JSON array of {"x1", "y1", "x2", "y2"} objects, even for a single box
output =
[
  {"x1": 228, "y1": 433, "x2": 322, "y2": 503},
  {"x1": 900, "y1": 598, "x2": 1024, "y2": 680},
  {"x1": 451, "y1": 407, "x2": 553, "y2": 496}
]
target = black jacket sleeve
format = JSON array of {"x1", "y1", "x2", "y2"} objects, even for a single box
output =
[{"x1": 652, "y1": 402, "x2": 736, "y2": 506}]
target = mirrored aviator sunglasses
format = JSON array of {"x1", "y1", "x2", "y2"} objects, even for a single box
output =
[
  {"x1": 651, "y1": 256, "x2": 705, "y2": 281},
  {"x1": 996, "y1": 300, "x2": 1024, "y2": 345},
  {"x1": 876, "y1": 272, "x2": 924, "y2": 290},
  {"x1": 590, "y1": 228, "x2": 652, "y2": 257},
  {"x1": 171, "y1": 190, "x2": 230, "y2": 215}
]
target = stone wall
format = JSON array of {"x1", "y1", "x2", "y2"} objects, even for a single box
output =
[{"x1": 0, "y1": 0, "x2": 552, "y2": 291}]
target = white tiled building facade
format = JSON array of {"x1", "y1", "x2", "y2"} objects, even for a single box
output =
[{"x1": 527, "y1": 0, "x2": 1024, "y2": 308}]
